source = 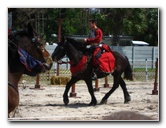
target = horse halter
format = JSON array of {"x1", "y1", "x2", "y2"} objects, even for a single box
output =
[{"x1": 31, "y1": 36, "x2": 45, "y2": 53}]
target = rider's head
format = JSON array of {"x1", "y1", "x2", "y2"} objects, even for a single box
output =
[{"x1": 89, "y1": 19, "x2": 97, "y2": 30}]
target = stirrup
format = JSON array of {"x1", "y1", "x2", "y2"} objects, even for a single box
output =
[{"x1": 91, "y1": 73, "x2": 97, "y2": 80}]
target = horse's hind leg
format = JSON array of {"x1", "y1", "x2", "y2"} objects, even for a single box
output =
[
  {"x1": 63, "y1": 77, "x2": 78, "y2": 105},
  {"x1": 119, "y1": 77, "x2": 131, "y2": 103},
  {"x1": 100, "y1": 76, "x2": 119, "y2": 104}
]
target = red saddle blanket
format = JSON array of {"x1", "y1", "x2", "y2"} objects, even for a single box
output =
[
  {"x1": 70, "y1": 56, "x2": 87, "y2": 76},
  {"x1": 70, "y1": 44, "x2": 115, "y2": 77},
  {"x1": 93, "y1": 44, "x2": 115, "y2": 73}
]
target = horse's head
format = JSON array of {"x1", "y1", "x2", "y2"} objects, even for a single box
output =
[
  {"x1": 51, "y1": 37, "x2": 67, "y2": 62},
  {"x1": 11, "y1": 23, "x2": 53, "y2": 73},
  {"x1": 52, "y1": 37, "x2": 86, "y2": 62}
]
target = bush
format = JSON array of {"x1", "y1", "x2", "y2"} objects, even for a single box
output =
[{"x1": 50, "y1": 76, "x2": 70, "y2": 85}]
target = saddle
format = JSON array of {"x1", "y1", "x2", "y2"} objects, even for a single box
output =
[{"x1": 92, "y1": 43, "x2": 116, "y2": 78}]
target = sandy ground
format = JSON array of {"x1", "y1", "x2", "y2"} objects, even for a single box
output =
[{"x1": 9, "y1": 81, "x2": 159, "y2": 121}]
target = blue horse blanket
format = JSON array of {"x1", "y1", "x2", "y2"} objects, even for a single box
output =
[{"x1": 18, "y1": 48, "x2": 44, "y2": 76}]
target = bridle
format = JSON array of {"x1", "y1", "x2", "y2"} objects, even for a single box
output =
[
  {"x1": 54, "y1": 40, "x2": 82, "y2": 67},
  {"x1": 31, "y1": 36, "x2": 53, "y2": 65},
  {"x1": 32, "y1": 36, "x2": 46, "y2": 54}
]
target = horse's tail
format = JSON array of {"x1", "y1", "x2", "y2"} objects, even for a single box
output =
[{"x1": 124, "y1": 56, "x2": 133, "y2": 81}]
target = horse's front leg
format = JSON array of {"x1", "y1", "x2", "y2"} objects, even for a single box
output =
[
  {"x1": 63, "y1": 77, "x2": 78, "y2": 105},
  {"x1": 85, "y1": 78, "x2": 97, "y2": 106}
]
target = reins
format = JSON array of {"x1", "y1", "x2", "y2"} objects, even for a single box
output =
[
  {"x1": 57, "y1": 60, "x2": 76, "y2": 66},
  {"x1": 8, "y1": 82, "x2": 18, "y2": 93}
]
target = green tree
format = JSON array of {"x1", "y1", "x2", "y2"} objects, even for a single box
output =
[
  {"x1": 9, "y1": 8, "x2": 158, "y2": 46},
  {"x1": 95, "y1": 8, "x2": 158, "y2": 46},
  {"x1": 144, "y1": 8, "x2": 158, "y2": 46}
]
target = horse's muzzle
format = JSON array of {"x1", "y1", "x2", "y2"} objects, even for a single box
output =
[
  {"x1": 43, "y1": 55, "x2": 53, "y2": 71},
  {"x1": 43, "y1": 62, "x2": 52, "y2": 71}
]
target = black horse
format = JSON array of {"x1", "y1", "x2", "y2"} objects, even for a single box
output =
[{"x1": 52, "y1": 37, "x2": 133, "y2": 106}]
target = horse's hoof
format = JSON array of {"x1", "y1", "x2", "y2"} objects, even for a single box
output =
[
  {"x1": 124, "y1": 101, "x2": 130, "y2": 104},
  {"x1": 63, "y1": 99, "x2": 69, "y2": 106},
  {"x1": 88, "y1": 101, "x2": 97, "y2": 106},
  {"x1": 124, "y1": 96, "x2": 131, "y2": 104},
  {"x1": 127, "y1": 96, "x2": 131, "y2": 101},
  {"x1": 100, "y1": 99, "x2": 107, "y2": 105}
]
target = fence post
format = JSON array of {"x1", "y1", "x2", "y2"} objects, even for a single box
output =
[
  {"x1": 54, "y1": 63, "x2": 56, "y2": 76},
  {"x1": 35, "y1": 74, "x2": 40, "y2": 88},
  {"x1": 70, "y1": 84, "x2": 77, "y2": 97},
  {"x1": 145, "y1": 58, "x2": 148, "y2": 81},
  {"x1": 104, "y1": 76, "x2": 109, "y2": 88},
  {"x1": 152, "y1": 47, "x2": 155, "y2": 68},
  {"x1": 152, "y1": 58, "x2": 158, "y2": 95},
  {"x1": 132, "y1": 46, "x2": 135, "y2": 69},
  {"x1": 30, "y1": 74, "x2": 44, "y2": 90},
  {"x1": 94, "y1": 79, "x2": 100, "y2": 91}
]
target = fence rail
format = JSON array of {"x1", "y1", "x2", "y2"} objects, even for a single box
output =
[
  {"x1": 20, "y1": 45, "x2": 158, "y2": 85},
  {"x1": 20, "y1": 60, "x2": 156, "y2": 86}
]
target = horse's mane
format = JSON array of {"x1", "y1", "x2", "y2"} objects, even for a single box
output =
[
  {"x1": 10, "y1": 29, "x2": 37, "y2": 39},
  {"x1": 66, "y1": 38, "x2": 87, "y2": 52}
]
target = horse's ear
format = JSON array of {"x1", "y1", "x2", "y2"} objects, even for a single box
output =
[
  {"x1": 60, "y1": 36, "x2": 67, "y2": 44},
  {"x1": 27, "y1": 23, "x2": 34, "y2": 36}
]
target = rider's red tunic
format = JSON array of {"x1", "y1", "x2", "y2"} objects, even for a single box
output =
[{"x1": 87, "y1": 28, "x2": 103, "y2": 44}]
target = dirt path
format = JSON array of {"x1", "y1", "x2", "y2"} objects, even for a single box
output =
[{"x1": 9, "y1": 82, "x2": 159, "y2": 121}]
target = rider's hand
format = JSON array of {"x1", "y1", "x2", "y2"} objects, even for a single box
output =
[{"x1": 84, "y1": 38, "x2": 87, "y2": 42}]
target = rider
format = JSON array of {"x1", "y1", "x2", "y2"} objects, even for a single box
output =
[
  {"x1": 84, "y1": 19, "x2": 103, "y2": 45},
  {"x1": 84, "y1": 19, "x2": 103, "y2": 80}
]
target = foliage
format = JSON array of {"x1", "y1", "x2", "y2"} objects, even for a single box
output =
[{"x1": 8, "y1": 8, "x2": 158, "y2": 46}]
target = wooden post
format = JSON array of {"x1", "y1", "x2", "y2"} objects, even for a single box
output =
[
  {"x1": 94, "y1": 79, "x2": 100, "y2": 91},
  {"x1": 35, "y1": 74, "x2": 40, "y2": 88},
  {"x1": 70, "y1": 84, "x2": 77, "y2": 97},
  {"x1": 104, "y1": 76, "x2": 109, "y2": 88},
  {"x1": 56, "y1": 18, "x2": 62, "y2": 76},
  {"x1": 30, "y1": 74, "x2": 44, "y2": 90},
  {"x1": 58, "y1": 18, "x2": 62, "y2": 42},
  {"x1": 152, "y1": 58, "x2": 158, "y2": 95}
]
